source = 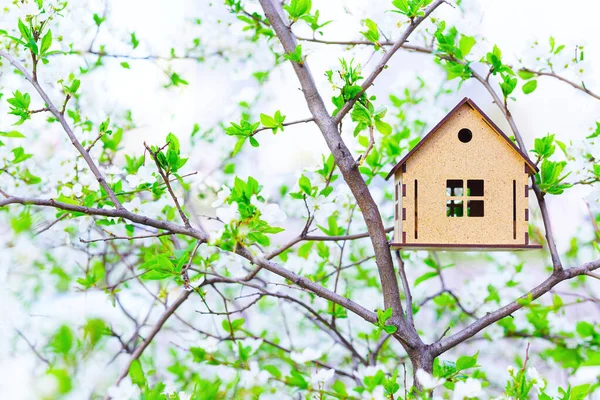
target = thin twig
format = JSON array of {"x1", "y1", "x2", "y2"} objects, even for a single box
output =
[
  {"x1": 395, "y1": 251, "x2": 414, "y2": 327},
  {"x1": 0, "y1": 50, "x2": 124, "y2": 210},
  {"x1": 251, "y1": 117, "x2": 314, "y2": 135},
  {"x1": 144, "y1": 142, "x2": 192, "y2": 228},
  {"x1": 15, "y1": 329, "x2": 50, "y2": 365},
  {"x1": 79, "y1": 231, "x2": 174, "y2": 243},
  {"x1": 520, "y1": 68, "x2": 600, "y2": 101}
]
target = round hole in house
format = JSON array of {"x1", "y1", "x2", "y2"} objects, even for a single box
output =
[{"x1": 458, "y1": 128, "x2": 472, "y2": 143}]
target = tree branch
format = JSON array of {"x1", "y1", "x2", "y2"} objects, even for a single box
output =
[
  {"x1": 466, "y1": 64, "x2": 563, "y2": 271},
  {"x1": 111, "y1": 287, "x2": 196, "y2": 390},
  {"x1": 395, "y1": 251, "x2": 414, "y2": 327},
  {"x1": 257, "y1": 0, "x2": 418, "y2": 346},
  {"x1": 144, "y1": 142, "x2": 192, "y2": 228},
  {"x1": 236, "y1": 246, "x2": 378, "y2": 325},
  {"x1": 332, "y1": 0, "x2": 445, "y2": 123},
  {"x1": 252, "y1": 117, "x2": 315, "y2": 135},
  {"x1": 0, "y1": 50, "x2": 124, "y2": 210},
  {"x1": 520, "y1": 68, "x2": 600, "y2": 101},
  {"x1": 431, "y1": 258, "x2": 600, "y2": 356},
  {"x1": 0, "y1": 194, "x2": 209, "y2": 241}
]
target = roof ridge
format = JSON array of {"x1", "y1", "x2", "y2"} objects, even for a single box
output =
[{"x1": 385, "y1": 97, "x2": 538, "y2": 180}]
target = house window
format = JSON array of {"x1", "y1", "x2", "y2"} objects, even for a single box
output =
[
  {"x1": 446, "y1": 179, "x2": 463, "y2": 196},
  {"x1": 467, "y1": 180, "x2": 484, "y2": 196},
  {"x1": 446, "y1": 179, "x2": 484, "y2": 217},
  {"x1": 446, "y1": 200, "x2": 463, "y2": 217}
]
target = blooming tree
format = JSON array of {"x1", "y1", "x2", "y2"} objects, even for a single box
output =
[{"x1": 1, "y1": 0, "x2": 600, "y2": 399}]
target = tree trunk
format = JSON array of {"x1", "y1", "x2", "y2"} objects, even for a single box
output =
[{"x1": 408, "y1": 347, "x2": 435, "y2": 393}]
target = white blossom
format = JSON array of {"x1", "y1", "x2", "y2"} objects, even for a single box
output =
[
  {"x1": 239, "y1": 361, "x2": 269, "y2": 388},
  {"x1": 257, "y1": 202, "x2": 287, "y2": 225},
  {"x1": 60, "y1": 186, "x2": 72, "y2": 197},
  {"x1": 241, "y1": 338, "x2": 263, "y2": 355},
  {"x1": 178, "y1": 392, "x2": 191, "y2": 400},
  {"x1": 306, "y1": 195, "x2": 338, "y2": 225},
  {"x1": 123, "y1": 197, "x2": 142, "y2": 213},
  {"x1": 106, "y1": 378, "x2": 139, "y2": 400},
  {"x1": 126, "y1": 166, "x2": 156, "y2": 188},
  {"x1": 527, "y1": 367, "x2": 545, "y2": 393},
  {"x1": 216, "y1": 205, "x2": 239, "y2": 224},
  {"x1": 290, "y1": 347, "x2": 322, "y2": 364},
  {"x1": 79, "y1": 172, "x2": 99, "y2": 191},
  {"x1": 211, "y1": 185, "x2": 231, "y2": 208},
  {"x1": 16, "y1": 1, "x2": 39, "y2": 19},
  {"x1": 198, "y1": 336, "x2": 220, "y2": 353},
  {"x1": 72, "y1": 183, "x2": 83, "y2": 198},
  {"x1": 311, "y1": 368, "x2": 335, "y2": 385},
  {"x1": 416, "y1": 369, "x2": 445, "y2": 390},
  {"x1": 453, "y1": 378, "x2": 483, "y2": 400}
]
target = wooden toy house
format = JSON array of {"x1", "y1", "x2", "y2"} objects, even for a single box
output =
[{"x1": 387, "y1": 97, "x2": 542, "y2": 250}]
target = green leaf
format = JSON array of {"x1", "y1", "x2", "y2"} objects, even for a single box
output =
[
  {"x1": 360, "y1": 19, "x2": 380, "y2": 47},
  {"x1": 532, "y1": 134, "x2": 555, "y2": 160},
  {"x1": 263, "y1": 365, "x2": 282, "y2": 379},
  {"x1": 576, "y1": 321, "x2": 594, "y2": 337},
  {"x1": 17, "y1": 19, "x2": 31, "y2": 41},
  {"x1": 392, "y1": 0, "x2": 409, "y2": 13},
  {"x1": 456, "y1": 352, "x2": 479, "y2": 371},
  {"x1": 190, "y1": 347, "x2": 206, "y2": 362},
  {"x1": 586, "y1": 122, "x2": 600, "y2": 139},
  {"x1": 169, "y1": 72, "x2": 189, "y2": 86},
  {"x1": 522, "y1": 80, "x2": 538, "y2": 94},
  {"x1": 83, "y1": 318, "x2": 108, "y2": 348},
  {"x1": 93, "y1": 13, "x2": 105, "y2": 26},
  {"x1": 129, "y1": 359, "x2": 146, "y2": 388},
  {"x1": 48, "y1": 369, "x2": 72, "y2": 394},
  {"x1": 298, "y1": 175, "x2": 312, "y2": 196},
  {"x1": 332, "y1": 380, "x2": 349, "y2": 397},
  {"x1": 130, "y1": 32, "x2": 140, "y2": 49},
  {"x1": 500, "y1": 74, "x2": 518, "y2": 97},
  {"x1": 414, "y1": 271, "x2": 438, "y2": 286},
  {"x1": 222, "y1": 318, "x2": 245, "y2": 332},
  {"x1": 569, "y1": 384, "x2": 590, "y2": 400},
  {"x1": 120, "y1": 62, "x2": 130, "y2": 69},
  {"x1": 69, "y1": 79, "x2": 81, "y2": 94},
  {"x1": 374, "y1": 119, "x2": 392, "y2": 135},
  {"x1": 40, "y1": 30, "x2": 52, "y2": 54},
  {"x1": 383, "y1": 325, "x2": 398, "y2": 334},
  {"x1": 518, "y1": 69, "x2": 535, "y2": 80},
  {"x1": 166, "y1": 132, "x2": 180, "y2": 153},
  {"x1": 260, "y1": 113, "x2": 276, "y2": 128},
  {"x1": 283, "y1": 45, "x2": 304, "y2": 64},
  {"x1": 12, "y1": 146, "x2": 33, "y2": 164},
  {"x1": 0, "y1": 130, "x2": 25, "y2": 138},
  {"x1": 283, "y1": 0, "x2": 312, "y2": 20},
  {"x1": 297, "y1": 242, "x2": 313, "y2": 259},
  {"x1": 49, "y1": 325, "x2": 73, "y2": 356},
  {"x1": 249, "y1": 136, "x2": 259, "y2": 147},
  {"x1": 458, "y1": 35, "x2": 476, "y2": 58},
  {"x1": 232, "y1": 138, "x2": 246, "y2": 155}
]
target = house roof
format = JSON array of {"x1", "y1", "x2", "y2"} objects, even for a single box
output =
[{"x1": 385, "y1": 97, "x2": 539, "y2": 180}]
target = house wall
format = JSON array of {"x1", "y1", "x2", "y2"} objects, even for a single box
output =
[{"x1": 396, "y1": 103, "x2": 530, "y2": 246}]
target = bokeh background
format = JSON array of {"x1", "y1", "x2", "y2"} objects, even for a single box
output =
[{"x1": 1, "y1": 0, "x2": 599, "y2": 398}]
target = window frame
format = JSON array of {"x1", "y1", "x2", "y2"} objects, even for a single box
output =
[{"x1": 446, "y1": 179, "x2": 485, "y2": 218}]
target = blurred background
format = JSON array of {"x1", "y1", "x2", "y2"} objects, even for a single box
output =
[{"x1": 1, "y1": 0, "x2": 599, "y2": 398}]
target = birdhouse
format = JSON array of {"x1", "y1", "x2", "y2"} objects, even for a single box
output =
[{"x1": 387, "y1": 97, "x2": 542, "y2": 250}]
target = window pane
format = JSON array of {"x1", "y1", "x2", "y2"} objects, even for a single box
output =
[
  {"x1": 446, "y1": 200, "x2": 463, "y2": 217},
  {"x1": 467, "y1": 200, "x2": 484, "y2": 217},
  {"x1": 446, "y1": 180, "x2": 463, "y2": 196},
  {"x1": 467, "y1": 180, "x2": 484, "y2": 196}
]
